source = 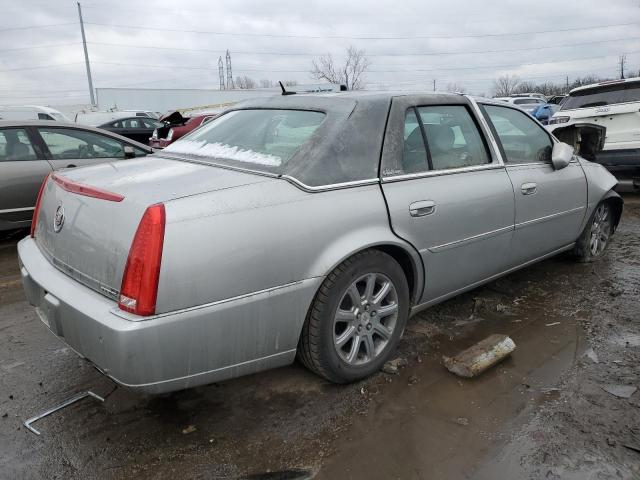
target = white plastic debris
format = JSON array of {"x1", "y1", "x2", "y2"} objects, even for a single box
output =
[{"x1": 443, "y1": 334, "x2": 516, "y2": 378}]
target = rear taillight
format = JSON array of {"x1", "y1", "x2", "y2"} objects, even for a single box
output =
[
  {"x1": 119, "y1": 204, "x2": 166, "y2": 316},
  {"x1": 31, "y1": 173, "x2": 50, "y2": 238},
  {"x1": 52, "y1": 174, "x2": 124, "y2": 202}
]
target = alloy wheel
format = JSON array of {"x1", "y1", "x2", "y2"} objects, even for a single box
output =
[
  {"x1": 333, "y1": 273, "x2": 399, "y2": 366},
  {"x1": 590, "y1": 203, "x2": 612, "y2": 256}
]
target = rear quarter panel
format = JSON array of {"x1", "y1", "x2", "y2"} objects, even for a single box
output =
[{"x1": 156, "y1": 181, "x2": 417, "y2": 346}]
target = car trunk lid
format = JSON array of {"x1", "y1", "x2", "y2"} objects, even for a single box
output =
[{"x1": 33, "y1": 156, "x2": 272, "y2": 300}]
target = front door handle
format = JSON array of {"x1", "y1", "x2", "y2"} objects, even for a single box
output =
[
  {"x1": 409, "y1": 200, "x2": 436, "y2": 217},
  {"x1": 521, "y1": 182, "x2": 537, "y2": 195}
]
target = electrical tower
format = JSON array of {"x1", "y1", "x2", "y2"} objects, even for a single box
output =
[
  {"x1": 226, "y1": 50, "x2": 234, "y2": 89},
  {"x1": 218, "y1": 56, "x2": 225, "y2": 90}
]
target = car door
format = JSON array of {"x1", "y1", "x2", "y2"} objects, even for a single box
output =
[
  {"x1": 479, "y1": 103, "x2": 587, "y2": 265},
  {"x1": 34, "y1": 126, "x2": 144, "y2": 170},
  {"x1": 0, "y1": 127, "x2": 52, "y2": 227},
  {"x1": 381, "y1": 96, "x2": 515, "y2": 304}
]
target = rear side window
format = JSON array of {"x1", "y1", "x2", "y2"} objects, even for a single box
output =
[
  {"x1": 39, "y1": 128, "x2": 125, "y2": 160},
  {"x1": 482, "y1": 105, "x2": 552, "y2": 164},
  {"x1": 562, "y1": 83, "x2": 640, "y2": 109},
  {"x1": 165, "y1": 109, "x2": 325, "y2": 169},
  {"x1": 38, "y1": 113, "x2": 54, "y2": 120},
  {"x1": 0, "y1": 128, "x2": 38, "y2": 161},
  {"x1": 401, "y1": 105, "x2": 490, "y2": 173}
]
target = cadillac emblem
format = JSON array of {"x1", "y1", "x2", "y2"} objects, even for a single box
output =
[{"x1": 53, "y1": 205, "x2": 65, "y2": 233}]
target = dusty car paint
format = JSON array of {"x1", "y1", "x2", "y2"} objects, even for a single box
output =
[{"x1": 18, "y1": 92, "x2": 621, "y2": 393}]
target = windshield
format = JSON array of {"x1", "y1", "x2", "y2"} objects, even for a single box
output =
[
  {"x1": 562, "y1": 83, "x2": 640, "y2": 110},
  {"x1": 164, "y1": 109, "x2": 325, "y2": 173}
]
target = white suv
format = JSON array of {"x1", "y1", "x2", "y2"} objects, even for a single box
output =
[{"x1": 549, "y1": 77, "x2": 640, "y2": 189}]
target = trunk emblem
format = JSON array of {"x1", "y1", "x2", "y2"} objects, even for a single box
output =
[{"x1": 53, "y1": 205, "x2": 65, "y2": 233}]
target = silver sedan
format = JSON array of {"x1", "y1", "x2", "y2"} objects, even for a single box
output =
[{"x1": 18, "y1": 92, "x2": 622, "y2": 393}]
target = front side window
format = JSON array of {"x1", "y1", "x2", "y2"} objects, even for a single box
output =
[
  {"x1": 164, "y1": 109, "x2": 325, "y2": 170},
  {"x1": 482, "y1": 105, "x2": 553, "y2": 164},
  {"x1": 39, "y1": 128, "x2": 125, "y2": 160},
  {"x1": 418, "y1": 106, "x2": 491, "y2": 171},
  {"x1": 0, "y1": 129, "x2": 38, "y2": 161}
]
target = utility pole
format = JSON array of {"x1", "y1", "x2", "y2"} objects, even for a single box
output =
[
  {"x1": 433, "y1": 79, "x2": 436, "y2": 91},
  {"x1": 566, "y1": 76, "x2": 569, "y2": 91},
  {"x1": 619, "y1": 55, "x2": 627, "y2": 79},
  {"x1": 218, "y1": 56, "x2": 225, "y2": 90},
  {"x1": 226, "y1": 50, "x2": 234, "y2": 89},
  {"x1": 77, "y1": 2, "x2": 95, "y2": 106}
]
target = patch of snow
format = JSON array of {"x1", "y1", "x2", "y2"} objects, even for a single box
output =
[{"x1": 164, "y1": 140, "x2": 282, "y2": 167}]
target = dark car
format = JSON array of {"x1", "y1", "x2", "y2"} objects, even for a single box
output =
[
  {"x1": 0, "y1": 120, "x2": 152, "y2": 231},
  {"x1": 99, "y1": 117, "x2": 165, "y2": 144},
  {"x1": 149, "y1": 112, "x2": 218, "y2": 149}
]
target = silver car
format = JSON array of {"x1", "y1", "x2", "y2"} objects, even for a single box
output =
[
  {"x1": 0, "y1": 120, "x2": 152, "y2": 231},
  {"x1": 18, "y1": 93, "x2": 622, "y2": 394}
]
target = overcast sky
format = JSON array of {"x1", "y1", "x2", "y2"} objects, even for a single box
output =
[{"x1": 1, "y1": 0, "x2": 639, "y2": 106}]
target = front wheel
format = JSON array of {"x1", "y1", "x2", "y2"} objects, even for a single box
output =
[
  {"x1": 297, "y1": 250, "x2": 410, "y2": 383},
  {"x1": 573, "y1": 201, "x2": 613, "y2": 262}
]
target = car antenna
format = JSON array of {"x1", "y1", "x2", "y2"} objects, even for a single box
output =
[{"x1": 279, "y1": 81, "x2": 296, "y2": 96}]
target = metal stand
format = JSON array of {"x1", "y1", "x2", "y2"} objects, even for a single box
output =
[{"x1": 23, "y1": 391, "x2": 104, "y2": 435}]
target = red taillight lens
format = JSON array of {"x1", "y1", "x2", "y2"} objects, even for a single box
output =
[
  {"x1": 31, "y1": 173, "x2": 50, "y2": 238},
  {"x1": 118, "y1": 204, "x2": 166, "y2": 316},
  {"x1": 52, "y1": 174, "x2": 124, "y2": 202}
]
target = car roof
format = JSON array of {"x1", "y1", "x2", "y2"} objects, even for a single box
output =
[
  {"x1": 570, "y1": 76, "x2": 640, "y2": 94},
  {"x1": 0, "y1": 120, "x2": 153, "y2": 150}
]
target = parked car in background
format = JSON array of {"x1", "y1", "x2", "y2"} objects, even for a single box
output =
[
  {"x1": 549, "y1": 77, "x2": 640, "y2": 190},
  {"x1": 75, "y1": 110, "x2": 159, "y2": 126},
  {"x1": 19, "y1": 92, "x2": 622, "y2": 394},
  {"x1": 510, "y1": 92, "x2": 547, "y2": 101},
  {"x1": 99, "y1": 116, "x2": 165, "y2": 144},
  {"x1": 531, "y1": 103, "x2": 560, "y2": 125},
  {"x1": 547, "y1": 95, "x2": 567, "y2": 105},
  {"x1": 494, "y1": 96, "x2": 547, "y2": 113},
  {"x1": 0, "y1": 106, "x2": 71, "y2": 122},
  {"x1": 149, "y1": 111, "x2": 217, "y2": 149},
  {"x1": 0, "y1": 120, "x2": 152, "y2": 231}
]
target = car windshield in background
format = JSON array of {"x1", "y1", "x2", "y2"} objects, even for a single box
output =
[
  {"x1": 562, "y1": 83, "x2": 640, "y2": 110},
  {"x1": 164, "y1": 109, "x2": 325, "y2": 173}
]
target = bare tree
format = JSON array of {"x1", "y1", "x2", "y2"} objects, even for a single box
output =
[
  {"x1": 259, "y1": 79, "x2": 274, "y2": 88},
  {"x1": 445, "y1": 82, "x2": 466, "y2": 93},
  {"x1": 235, "y1": 76, "x2": 256, "y2": 89},
  {"x1": 493, "y1": 74, "x2": 520, "y2": 97},
  {"x1": 311, "y1": 46, "x2": 371, "y2": 90}
]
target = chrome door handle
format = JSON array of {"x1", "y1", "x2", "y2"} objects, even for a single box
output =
[
  {"x1": 521, "y1": 183, "x2": 537, "y2": 195},
  {"x1": 409, "y1": 200, "x2": 436, "y2": 217}
]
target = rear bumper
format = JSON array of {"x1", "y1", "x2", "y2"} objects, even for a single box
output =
[
  {"x1": 18, "y1": 237, "x2": 318, "y2": 394},
  {"x1": 595, "y1": 148, "x2": 640, "y2": 186}
]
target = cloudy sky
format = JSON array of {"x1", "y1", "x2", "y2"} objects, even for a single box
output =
[{"x1": 1, "y1": 0, "x2": 639, "y2": 106}]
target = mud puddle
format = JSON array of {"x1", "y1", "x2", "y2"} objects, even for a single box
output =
[{"x1": 317, "y1": 286, "x2": 587, "y2": 479}]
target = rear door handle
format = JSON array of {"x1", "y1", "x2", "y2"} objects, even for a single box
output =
[
  {"x1": 409, "y1": 200, "x2": 436, "y2": 217},
  {"x1": 521, "y1": 182, "x2": 537, "y2": 195}
]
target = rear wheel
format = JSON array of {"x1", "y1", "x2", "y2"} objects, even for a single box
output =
[
  {"x1": 298, "y1": 250, "x2": 410, "y2": 383},
  {"x1": 574, "y1": 201, "x2": 613, "y2": 262}
]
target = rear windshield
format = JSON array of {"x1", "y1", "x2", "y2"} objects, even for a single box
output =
[
  {"x1": 514, "y1": 98, "x2": 542, "y2": 105},
  {"x1": 562, "y1": 83, "x2": 640, "y2": 110},
  {"x1": 164, "y1": 109, "x2": 325, "y2": 173}
]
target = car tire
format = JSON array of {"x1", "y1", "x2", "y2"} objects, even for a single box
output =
[
  {"x1": 297, "y1": 249, "x2": 410, "y2": 383},
  {"x1": 573, "y1": 201, "x2": 614, "y2": 263}
]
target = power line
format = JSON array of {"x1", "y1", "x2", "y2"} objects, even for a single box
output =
[
  {"x1": 0, "y1": 42, "x2": 79, "y2": 53},
  {"x1": 86, "y1": 36, "x2": 640, "y2": 58},
  {"x1": 83, "y1": 20, "x2": 640, "y2": 40},
  {"x1": 88, "y1": 51, "x2": 639, "y2": 74},
  {"x1": 0, "y1": 62, "x2": 85, "y2": 73},
  {"x1": 0, "y1": 22, "x2": 77, "y2": 33}
]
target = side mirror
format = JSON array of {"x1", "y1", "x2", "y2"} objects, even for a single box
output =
[
  {"x1": 551, "y1": 142, "x2": 573, "y2": 170},
  {"x1": 123, "y1": 145, "x2": 135, "y2": 158}
]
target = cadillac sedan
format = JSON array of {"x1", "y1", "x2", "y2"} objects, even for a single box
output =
[{"x1": 18, "y1": 92, "x2": 622, "y2": 394}]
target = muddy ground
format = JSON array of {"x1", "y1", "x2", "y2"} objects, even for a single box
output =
[{"x1": 0, "y1": 196, "x2": 638, "y2": 480}]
